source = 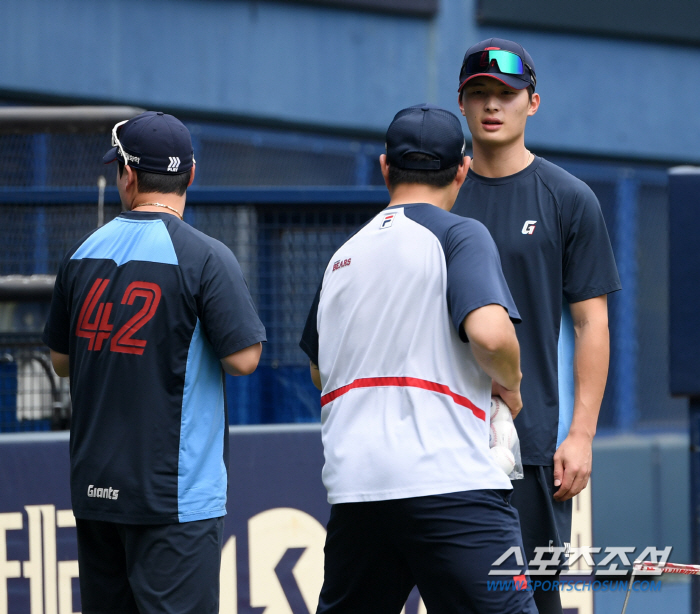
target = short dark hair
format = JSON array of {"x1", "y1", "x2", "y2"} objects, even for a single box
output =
[
  {"x1": 118, "y1": 161, "x2": 190, "y2": 196},
  {"x1": 388, "y1": 153, "x2": 459, "y2": 188}
]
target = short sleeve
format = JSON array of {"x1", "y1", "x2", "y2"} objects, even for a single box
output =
[
  {"x1": 299, "y1": 282, "x2": 322, "y2": 365},
  {"x1": 444, "y1": 220, "x2": 521, "y2": 340},
  {"x1": 42, "y1": 259, "x2": 71, "y2": 354},
  {"x1": 562, "y1": 186, "x2": 621, "y2": 303},
  {"x1": 199, "y1": 245, "x2": 266, "y2": 359}
]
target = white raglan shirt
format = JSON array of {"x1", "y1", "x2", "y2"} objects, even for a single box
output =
[{"x1": 300, "y1": 203, "x2": 520, "y2": 504}]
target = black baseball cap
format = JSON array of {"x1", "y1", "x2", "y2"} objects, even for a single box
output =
[
  {"x1": 385, "y1": 104, "x2": 466, "y2": 171},
  {"x1": 458, "y1": 38, "x2": 536, "y2": 93},
  {"x1": 103, "y1": 111, "x2": 194, "y2": 175}
]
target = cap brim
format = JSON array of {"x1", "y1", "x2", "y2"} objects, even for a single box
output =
[
  {"x1": 458, "y1": 73, "x2": 530, "y2": 92},
  {"x1": 103, "y1": 146, "x2": 119, "y2": 164}
]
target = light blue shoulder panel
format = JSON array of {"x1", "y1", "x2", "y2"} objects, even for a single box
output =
[{"x1": 70, "y1": 218, "x2": 178, "y2": 266}]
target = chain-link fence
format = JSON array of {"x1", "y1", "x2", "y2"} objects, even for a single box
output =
[
  {"x1": 0, "y1": 109, "x2": 684, "y2": 432},
  {"x1": 0, "y1": 112, "x2": 389, "y2": 430},
  {"x1": 0, "y1": 334, "x2": 71, "y2": 432}
]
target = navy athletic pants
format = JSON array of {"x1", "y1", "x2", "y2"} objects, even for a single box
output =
[
  {"x1": 511, "y1": 465, "x2": 573, "y2": 614},
  {"x1": 317, "y1": 489, "x2": 537, "y2": 614},
  {"x1": 76, "y1": 516, "x2": 224, "y2": 614}
]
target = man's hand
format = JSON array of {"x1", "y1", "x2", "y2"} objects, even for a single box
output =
[
  {"x1": 552, "y1": 430, "x2": 593, "y2": 501},
  {"x1": 491, "y1": 380, "x2": 522, "y2": 420}
]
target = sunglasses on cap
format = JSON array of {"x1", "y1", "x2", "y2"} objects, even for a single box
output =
[
  {"x1": 461, "y1": 50, "x2": 536, "y2": 88},
  {"x1": 111, "y1": 119, "x2": 132, "y2": 167}
]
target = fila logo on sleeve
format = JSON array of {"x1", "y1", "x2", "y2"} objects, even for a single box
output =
[
  {"x1": 167, "y1": 157, "x2": 181, "y2": 172},
  {"x1": 521, "y1": 220, "x2": 537, "y2": 235},
  {"x1": 380, "y1": 213, "x2": 395, "y2": 229}
]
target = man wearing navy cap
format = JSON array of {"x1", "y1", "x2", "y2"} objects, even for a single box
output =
[
  {"x1": 43, "y1": 111, "x2": 267, "y2": 613},
  {"x1": 300, "y1": 104, "x2": 537, "y2": 613},
  {"x1": 454, "y1": 39, "x2": 620, "y2": 613}
]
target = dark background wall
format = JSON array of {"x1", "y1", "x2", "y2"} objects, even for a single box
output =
[{"x1": 478, "y1": 0, "x2": 700, "y2": 45}]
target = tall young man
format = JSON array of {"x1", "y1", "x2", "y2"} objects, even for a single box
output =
[
  {"x1": 43, "y1": 111, "x2": 266, "y2": 613},
  {"x1": 300, "y1": 104, "x2": 537, "y2": 613},
  {"x1": 454, "y1": 38, "x2": 621, "y2": 613}
]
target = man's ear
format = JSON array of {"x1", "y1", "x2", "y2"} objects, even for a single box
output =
[
  {"x1": 379, "y1": 154, "x2": 391, "y2": 191},
  {"x1": 187, "y1": 165, "x2": 196, "y2": 187},
  {"x1": 528, "y1": 92, "x2": 540, "y2": 117},
  {"x1": 454, "y1": 155, "x2": 470, "y2": 189},
  {"x1": 124, "y1": 164, "x2": 138, "y2": 191},
  {"x1": 457, "y1": 91, "x2": 466, "y2": 117}
]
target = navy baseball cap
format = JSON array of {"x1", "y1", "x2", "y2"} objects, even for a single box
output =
[
  {"x1": 103, "y1": 111, "x2": 194, "y2": 175},
  {"x1": 386, "y1": 104, "x2": 466, "y2": 171},
  {"x1": 458, "y1": 38, "x2": 536, "y2": 93}
]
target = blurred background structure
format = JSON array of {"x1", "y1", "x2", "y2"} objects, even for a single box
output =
[
  {"x1": 2, "y1": 0, "x2": 698, "y2": 430},
  {"x1": 0, "y1": 1, "x2": 699, "y2": 610}
]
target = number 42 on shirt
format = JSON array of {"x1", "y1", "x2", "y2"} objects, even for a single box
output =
[{"x1": 75, "y1": 278, "x2": 162, "y2": 355}]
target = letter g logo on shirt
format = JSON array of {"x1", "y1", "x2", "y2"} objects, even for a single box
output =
[{"x1": 521, "y1": 221, "x2": 537, "y2": 235}]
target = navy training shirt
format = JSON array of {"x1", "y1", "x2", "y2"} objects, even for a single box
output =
[
  {"x1": 452, "y1": 156, "x2": 621, "y2": 464},
  {"x1": 43, "y1": 212, "x2": 266, "y2": 524}
]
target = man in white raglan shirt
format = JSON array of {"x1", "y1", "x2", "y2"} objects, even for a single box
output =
[{"x1": 300, "y1": 104, "x2": 537, "y2": 614}]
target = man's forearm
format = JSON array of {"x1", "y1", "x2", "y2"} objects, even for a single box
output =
[
  {"x1": 464, "y1": 304, "x2": 521, "y2": 391},
  {"x1": 470, "y1": 335, "x2": 522, "y2": 391},
  {"x1": 50, "y1": 349, "x2": 70, "y2": 378},
  {"x1": 569, "y1": 298, "x2": 610, "y2": 440},
  {"x1": 552, "y1": 298, "x2": 609, "y2": 500},
  {"x1": 220, "y1": 342, "x2": 263, "y2": 376}
]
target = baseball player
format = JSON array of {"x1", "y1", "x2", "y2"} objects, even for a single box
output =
[
  {"x1": 454, "y1": 38, "x2": 621, "y2": 613},
  {"x1": 43, "y1": 111, "x2": 266, "y2": 614},
  {"x1": 300, "y1": 104, "x2": 537, "y2": 613}
]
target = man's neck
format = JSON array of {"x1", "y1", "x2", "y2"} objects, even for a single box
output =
[
  {"x1": 129, "y1": 192, "x2": 186, "y2": 219},
  {"x1": 386, "y1": 184, "x2": 455, "y2": 212},
  {"x1": 470, "y1": 140, "x2": 532, "y2": 179}
]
